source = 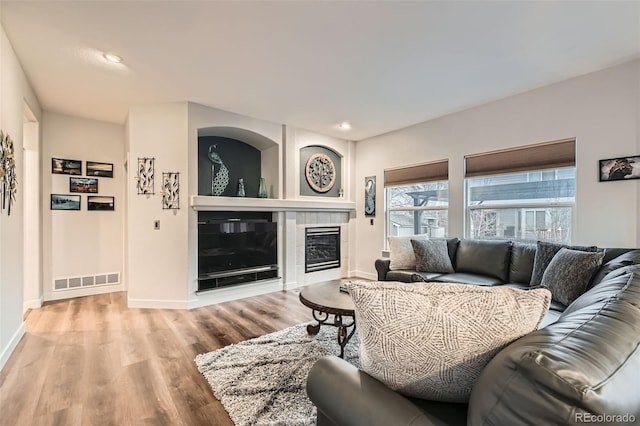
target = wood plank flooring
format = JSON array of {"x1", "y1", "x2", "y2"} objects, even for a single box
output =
[{"x1": 0, "y1": 290, "x2": 315, "y2": 426}]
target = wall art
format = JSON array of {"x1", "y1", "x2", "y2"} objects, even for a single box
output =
[
  {"x1": 365, "y1": 176, "x2": 376, "y2": 217},
  {"x1": 136, "y1": 157, "x2": 155, "y2": 194},
  {"x1": 52, "y1": 157, "x2": 81, "y2": 175},
  {"x1": 599, "y1": 155, "x2": 640, "y2": 182},
  {"x1": 208, "y1": 144, "x2": 229, "y2": 196},
  {"x1": 87, "y1": 161, "x2": 113, "y2": 178},
  {"x1": 88, "y1": 196, "x2": 115, "y2": 211},
  {"x1": 162, "y1": 172, "x2": 180, "y2": 209},
  {"x1": 51, "y1": 194, "x2": 81, "y2": 211},
  {"x1": 70, "y1": 177, "x2": 98, "y2": 193},
  {"x1": 305, "y1": 152, "x2": 336, "y2": 193},
  {"x1": 0, "y1": 131, "x2": 17, "y2": 215}
]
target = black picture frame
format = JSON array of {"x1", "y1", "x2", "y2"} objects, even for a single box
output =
[
  {"x1": 69, "y1": 177, "x2": 98, "y2": 193},
  {"x1": 52, "y1": 158, "x2": 82, "y2": 175},
  {"x1": 51, "y1": 194, "x2": 81, "y2": 210},
  {"x1": 599, "y1": 155, "x2": 640, "y2": 182},
  {"x1": 87, "y1": 196, "x2": 114, "y2": 211},
  {"x1": 86, "y1": 161, "x2": 114, "y2": 178}
]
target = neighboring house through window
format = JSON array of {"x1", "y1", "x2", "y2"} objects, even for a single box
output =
[
  {"x1": 384, "y1": 159, "x2": 449, "y2": 242},
  {"x1": 464, "y1": 138, "x2": 576, "y2": 244}
]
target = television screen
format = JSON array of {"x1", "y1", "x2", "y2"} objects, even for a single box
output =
[{"x1": 198, "y1": 220, "x2": 277, "y2": 277}]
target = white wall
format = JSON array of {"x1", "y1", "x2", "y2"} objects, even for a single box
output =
[
  {"x1": 0, "y1": 23, "x2": 42, "y2": 371},
  {"x1": 42, "y1": 112, "x2": 126, "y2": 301},
  {"x1": 354, "y1": 60, "x2": 640, "y2": 278},
  {"x1": 127, "y1": 103, "x2": 190, "y2": 308}
]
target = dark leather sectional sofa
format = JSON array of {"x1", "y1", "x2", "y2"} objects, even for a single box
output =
[{"x1": 307, "y1": 238, "x2": 640, "y2": 425}]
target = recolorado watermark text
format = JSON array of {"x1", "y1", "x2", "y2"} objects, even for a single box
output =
[{"x1": 575, "y1": 413, "x2": 636, "y2": 423}]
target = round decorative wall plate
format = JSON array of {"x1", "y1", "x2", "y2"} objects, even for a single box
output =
[{"x1": 305, "y1": 153, "x2": 336, "y2": 193}]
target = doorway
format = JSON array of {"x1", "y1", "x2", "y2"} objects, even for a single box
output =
[{"x1": 22, "y1": 102, "x2": 41, "y2": 312}]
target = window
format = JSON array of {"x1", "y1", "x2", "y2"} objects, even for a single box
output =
[
  {"x1": 386, "y1": 181, "x2": 449, "y2": 238},
  {"x1": 384, "y1": 160, "x2": 449, "y2": 241},
  {"x1": 464, "y1": 139, "x2": 576, "y2": 244}
]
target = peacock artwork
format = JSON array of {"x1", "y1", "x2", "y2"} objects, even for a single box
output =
[{"x1": 208, "y1": 144, "x2": 229, "y2": 196}]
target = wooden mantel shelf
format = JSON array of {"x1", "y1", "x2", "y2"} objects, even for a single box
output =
[{"x1": 190, "y1": 195, "x2": 356, "y2": 212}]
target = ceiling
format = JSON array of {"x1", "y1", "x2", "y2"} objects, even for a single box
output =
[{"x1": 1, "y1": 1, "x2": 639, "y2": 141}]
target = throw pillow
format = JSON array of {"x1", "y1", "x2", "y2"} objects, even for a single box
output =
[
  {"x1": 530, "y1": 241, "x2": 599, "y2": 287},
  {"x1": 411, "y1": 239, "x2": 454, "y2": 274},
  {"x1": 388, "y1": 234, "x2": 429, "y2": 270},
  {"x1": 541, "y1": 248, "x2": 605, "y2": 306},
  {"x1": 347, "y1": 281, "x2": 551, "y2": 403}
]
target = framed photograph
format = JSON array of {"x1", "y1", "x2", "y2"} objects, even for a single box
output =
[
  {"x1": 86, "y1": 161, "x2": 114, "y2": 178},
  {"x1": 87, "y1": 196, "x2": 114, "y2": 211},
  {"x1": 51, "y1": 194, "x2": 81, "y2": 210},
  {"x1": 599, "y1": 155, "x2": 640, "y2": 182},
  {"x1": 69, "y1": 177, "x2": 98, "y2": 193},
  {"x1": 51, "y1": 158, "x2": 81, "y2": 175}
]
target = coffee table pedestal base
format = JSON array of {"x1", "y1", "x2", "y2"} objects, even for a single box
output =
[{"x1": 307, "y1": 310, "x2": 356, "y2": 358}]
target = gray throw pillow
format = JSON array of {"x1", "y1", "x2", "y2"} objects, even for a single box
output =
[
  {"x1": 388, "y1": 234, "x2": 429, "y2": 270},
  {"x1": 411, "y1": 239, "x2": 454, "y2": 274},
  {"x1": 530, "y1": 241, "x2": 599, "y2": 287},
  {"x1": 541, "y1": 248, "x2": 605, "y2": 306},
  {"x1": 347, "y1": 281, "x2": 551, "y2": 403}
]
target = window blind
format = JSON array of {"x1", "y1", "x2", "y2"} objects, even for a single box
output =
[
  {"x1": 464, "y1": 138, "x2": 576, "y2": 178},
  {"x1": 384, "y1": 159, "x2": 449, "y2": 187}
]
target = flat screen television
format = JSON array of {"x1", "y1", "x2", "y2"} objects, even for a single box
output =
[{"x1": 198, "y1": 220, "x2": 277, "y2": 278}]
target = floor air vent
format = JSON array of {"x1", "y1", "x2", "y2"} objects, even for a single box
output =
[{"x1": 53, "y1": 272, "x2": 120, "y2": 291}]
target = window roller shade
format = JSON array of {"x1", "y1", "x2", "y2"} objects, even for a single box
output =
[
  {"x1": 384, "y1": 159, "x2": 448, "y2": 187},
  {"x1": 465, "y1": 138, "x2": 575, "y2": 178}
]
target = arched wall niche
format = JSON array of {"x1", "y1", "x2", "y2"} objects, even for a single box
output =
[
  {"x1": 299, "y1": 144, "x2": 343, "y2": 198},
  {"x1": 197, "y1": 126, "x2": 278, "y2": 151},
  {"x1": 197, "y1": 126, "x2": 280, "y2": 198}
]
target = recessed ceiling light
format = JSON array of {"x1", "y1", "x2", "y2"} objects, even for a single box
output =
[
  {"x1": 338, "y1": 121, "x2": 352, "y2": 131},
  {"x1": 103, "y1": 52, "x2": 123, "y2": 64}
]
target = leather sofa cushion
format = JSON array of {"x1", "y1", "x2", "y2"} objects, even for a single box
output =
[
  {"x1": 454, "y1": 240, "x2": 512, "y2": 282},
  {"x1": 590, "y1": 249, "x2": 640, "y2": 288},
  {"x1": 431, "y1": 273, "x2": 503, "y2": 286},
  {"x1": 509, "y1": 243, "x2": 536, "y2": 284},
  {"x1": 468, "y1": 272, "x2": 640, "y2": 424},
  {"x1": 386, "y1": 270, "x2": 443, "y2": 283}
]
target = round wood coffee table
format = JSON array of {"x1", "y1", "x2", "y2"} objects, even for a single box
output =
[{"x1": 299, "y1": 280, "x2": 356, "y2": 358}]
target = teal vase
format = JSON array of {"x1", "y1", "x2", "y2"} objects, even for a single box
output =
[{"x1": 257, "y1": 178, "x2": 268, "y2": 198}]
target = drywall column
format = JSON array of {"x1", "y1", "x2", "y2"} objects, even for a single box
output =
[{"x1": 127, "y1": 103, "x2": 190, "y2": 308}]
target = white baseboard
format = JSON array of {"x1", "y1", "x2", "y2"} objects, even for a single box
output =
[
  {"x1": 188, "y1": 280, "x2": 283, "y2": 309},
  {"x1": 0, "y1": 322, "x2": 25, "y2": 373},
  {"x1": 45, "y1": 283, "x2": 124, "y2": 302},
  {"x1": 23, "y1": 296, "x2": 43, "y2": 313}
]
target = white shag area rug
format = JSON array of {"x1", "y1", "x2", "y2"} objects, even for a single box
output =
[{"x1": 195, "y1": 322, "x2": 360, "y2": 426}]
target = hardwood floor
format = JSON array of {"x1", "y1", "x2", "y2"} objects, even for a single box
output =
[{"x1": 0, "y1": 290, "x2": 314, "y2": 426}]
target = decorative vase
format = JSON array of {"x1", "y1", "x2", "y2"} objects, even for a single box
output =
[
  {"x1": 257, "y1": 177, "x2": 268, "y2": 198},
  {"x1": 237, "y1": 178, "x2": 245, "y2": 197}
]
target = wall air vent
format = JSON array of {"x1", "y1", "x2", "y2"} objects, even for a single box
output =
[{"x1": 53, "y1": 272, "x2": 120, "y2": 291}]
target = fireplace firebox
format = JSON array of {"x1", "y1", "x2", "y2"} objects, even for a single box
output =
[{"x1": 305, "y1": 226, "x2": 341, "y2": 273}]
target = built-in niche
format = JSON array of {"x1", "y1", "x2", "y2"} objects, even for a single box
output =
[
  {"x1": 300, "y1": 145, "x2": 342, "y2": 197},
  {"x1": 198, "y1": 136, "x2": 261, "y2": 197}
]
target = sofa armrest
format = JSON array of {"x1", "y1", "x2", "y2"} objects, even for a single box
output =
[
  {"x1": 374, "y1": 257, "x2": 391, "y2": 281},
  {"x1": 307, "y1": 356, "x2": 448, "y2": 426}
]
